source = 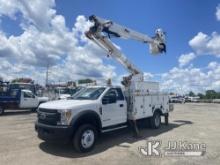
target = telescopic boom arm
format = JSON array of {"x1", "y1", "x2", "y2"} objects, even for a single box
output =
[{"x1": 85, "y1": 15, "x2": 166, "y2": 78}]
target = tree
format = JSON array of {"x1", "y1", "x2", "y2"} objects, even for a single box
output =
[
  {"x1": 197, "y1": 93, "x2": 204, "y2": 99},
  {"x1": 205, "y1": 90, "x2": 217, "y2": 99},
  {"x1": 189, "y1": 91, "x2": 195, "y2": 97},
  {"x1": 78, "y1": 79, "x2": 94, "y2": 84}
]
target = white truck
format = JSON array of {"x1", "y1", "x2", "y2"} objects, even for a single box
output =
[
  {"x1": 35, "y1": 15, "x2": 172, "y2": 152},
  {"x1": 0, "y1": 89, "x2": 48, "y2": 115}
]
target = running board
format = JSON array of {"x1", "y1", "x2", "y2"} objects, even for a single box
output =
[{"x1": 101, "y1": 125, "x2": 128, "y2": 133}]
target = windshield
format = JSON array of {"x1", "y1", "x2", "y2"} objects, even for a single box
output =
[
  {"x1": 73, "y1": 87, "x2": 106, "y2": 100},
  {"x1": 57, "y1": 87, "x2": 83, "y2": 95}
]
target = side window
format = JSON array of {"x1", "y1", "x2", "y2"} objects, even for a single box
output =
[
  {"x1": 24, "y1": 92, "x2": 34, "y2": 98},
  {"x1": 104, "y1": 88, "x2": 117, "y2": 97},
  {"x1": 115, "y1": 88, "x2": 124, "y2": 100},
  {"x1": 104, "y1": 88, "x2": 124, "y2": 100}
]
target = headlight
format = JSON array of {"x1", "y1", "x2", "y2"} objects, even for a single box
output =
[{"x1": 57, "y1": 110, "x2": 72, "y2": 125}]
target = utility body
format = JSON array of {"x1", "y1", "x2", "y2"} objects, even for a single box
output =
[{"x1": 35, "y1": 15, "x2": 173, "y2": 152}]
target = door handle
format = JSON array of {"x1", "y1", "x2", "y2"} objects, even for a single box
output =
[{"x1": 119, "y1": 104, "x2": 124, "y2": 107}]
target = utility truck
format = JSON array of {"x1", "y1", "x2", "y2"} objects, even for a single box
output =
[{"x1": 35, "y1": 15, "x2": 173, "y2": 152}]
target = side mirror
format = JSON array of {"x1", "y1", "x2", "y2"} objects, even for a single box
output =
[{"x1": 102, "y1": 91, "x2": 117, "y2": 105}]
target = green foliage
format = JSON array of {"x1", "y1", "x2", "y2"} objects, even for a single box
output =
[
  {"x1": 78, "y1": 79, "x2": 94, "y2": 84},
  {"x1": 189, "y1": 91, "x2": 195, "y2": 97},
  {"x1": 189, "y1": 90, "x2": 220, "y2": 99},
  {"x1": 205, "y1": 90, "x2": 217, "y2": 99},
  {"x1": 197, "y1": 93, "x2": 205, "y2": 99}
]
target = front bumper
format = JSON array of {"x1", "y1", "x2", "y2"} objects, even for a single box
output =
[{"x1": 35, "y1": 122, "x2": 73, "y2": 143}]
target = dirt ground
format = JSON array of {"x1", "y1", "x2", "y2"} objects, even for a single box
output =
[{"x1": 0, "y1": 103, "x2": 220, "y2": 165}]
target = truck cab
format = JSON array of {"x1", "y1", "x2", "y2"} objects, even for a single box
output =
[
  {"x1": 35, "y1": 86, "x2": 128, "y2": 151},
  {"x1": 19, "y1": 90, "x2": 42, "y2": 108}
]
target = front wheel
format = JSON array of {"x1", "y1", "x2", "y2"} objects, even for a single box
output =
[
  {"x1": 0, "y1": 106, "x2": 5, "y2": 116},
  {"x1": 150, "y1": 111, "x2": 161, "y2": 129},
  {"x1": 73, "y1": 124, "x2": 97, "y2": 153}
]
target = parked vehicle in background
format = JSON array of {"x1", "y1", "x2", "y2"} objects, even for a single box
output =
[
  {"x1": 169, "y1": 96, "x2": 185, "y2": 103},
  {"x1": 55, "y1": 87, "x2": 84, "y2": 100},
  {"x1": 9, "y1": 82, "x2": 37, "y2": 95},
  {"x1": 185, "y1": 96, "x2": 200, "y2": 102},
  {"x1": 0, "y1": 89, "x2": 48, "y2": 115}
]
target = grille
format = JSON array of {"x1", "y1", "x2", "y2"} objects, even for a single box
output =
[{"x1": 37, "y1": 108, "x2": 61, "y2": 125}]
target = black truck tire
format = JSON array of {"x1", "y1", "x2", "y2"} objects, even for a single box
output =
[
  {"x1": 150, "y1": 111, "x2": 161, "y2": 129},
  {"x1": 73, "y1": 124, "x2": 97, "y2": 153},
  {"x1": 165, "y1": 114, "x2": 169, "y2": 125},
  {"x1": 0, "y1": 106, "x2": 5, "y2": 116}
]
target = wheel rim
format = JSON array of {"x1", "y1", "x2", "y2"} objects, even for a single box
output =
[
  {"x1": 81, "y1": 129, "x2": 95, "y2": 149},
  {"x1": 155, "y1": 114, "x2": 160, "y2": 127}
]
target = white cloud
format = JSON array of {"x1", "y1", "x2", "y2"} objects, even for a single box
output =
[
  {"x1": 0, "y1": 1, "x2": 116, "y2": 84},
  {"x1": 189, "y1": 32, "x2": 220, "y2": 57},
  {"x1": 144, "y1": 72, "x2": 154, "y2": 80},
  {"x1": 0, "y1": 0, "x2": 56, "y2": 30},
  {"x1": 160, "y1": 61, "x2": 220, "y2": 93},
  {"x1": 216, "y1": 4, "x2": 220, "y2": 21},
  {"x1": 178, "y1": 52, "x2": 196, "y2": 67}
]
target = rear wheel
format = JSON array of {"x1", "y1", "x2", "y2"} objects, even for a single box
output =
[
  {"x1": 73, "y1": 124, "x2": 97, "y2": 153},
  {"x1": 0, "y1": 106, "x2": 5, "y2": 116},
  {"x1": 165, "y1": 114, "x2": 169, "y2": 125},
  {"x1": 31, "y1": 108, "x2": 37, "y2": 112},
  {"x1": 150, "y1": 111, "x2": 161, "y2": 129}
]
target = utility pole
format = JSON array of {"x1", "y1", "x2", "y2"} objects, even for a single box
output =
[{"x1": 45, "y1": 62, "x2": 49, "y2": 87}]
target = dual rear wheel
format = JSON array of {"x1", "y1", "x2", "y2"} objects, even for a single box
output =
[{"x1": 150, "y1": 111, "x2": 161, "y2": 129}]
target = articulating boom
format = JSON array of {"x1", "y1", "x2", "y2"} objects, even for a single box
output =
[{"x1": 85, "y1": 15, "x2": 166, "y2": 86}]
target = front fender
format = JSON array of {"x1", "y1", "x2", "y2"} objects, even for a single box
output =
[{"x1": 70, "y1": 110, "x2": 102, "y2": 132}]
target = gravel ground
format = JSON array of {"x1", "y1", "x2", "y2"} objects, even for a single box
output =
[{"x1": 0, "y1": 103, "x2": 220, "y2": 165}]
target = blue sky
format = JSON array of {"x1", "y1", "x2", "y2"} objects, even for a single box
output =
[
  {"x1": 56, "y1": 0, "x2": 220, "y2": 73},
  {"x1": 0, "y1": 0, "x2": 220, "y2": 93}
]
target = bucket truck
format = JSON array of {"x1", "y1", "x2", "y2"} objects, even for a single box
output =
[{"x1": 35, "y1": 15, "x2": 173, "y2": 152}]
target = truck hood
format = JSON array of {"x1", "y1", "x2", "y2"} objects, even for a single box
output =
[{"x1": 39, "y1": 99, "x2": 98, "y2": 110}]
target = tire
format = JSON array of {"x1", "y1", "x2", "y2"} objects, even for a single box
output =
[
  {"x1": 165, "y1": 114, "x2": 169, "y2": 125},
  {"x1": 150, "y1": 111, "x2": 161, "y2": 129},
  {"x1": 73, "y1": 124, "x2": 97, "y2": 153},
  {"x1": 31, "y1": 108, "x2": 37, "y2": 112},
  {"x1": 0, "y1": 106, "x2": 4, "y2": 116}
]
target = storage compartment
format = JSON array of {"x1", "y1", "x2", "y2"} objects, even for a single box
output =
[{"x1": 127, "y1": 81, "x2": 169, "y2": 120}]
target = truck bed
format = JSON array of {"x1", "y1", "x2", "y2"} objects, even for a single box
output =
[{"x1": 0, "y1": 91, "x2": 20, "y2": 109}]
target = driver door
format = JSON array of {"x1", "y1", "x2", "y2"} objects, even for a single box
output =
[
  {"x1": 101, "y1": 88, "x2": 126, "y2": 127},
  {"x1": 20, "y1": 91, "x2": 38, "y2": 108}
]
